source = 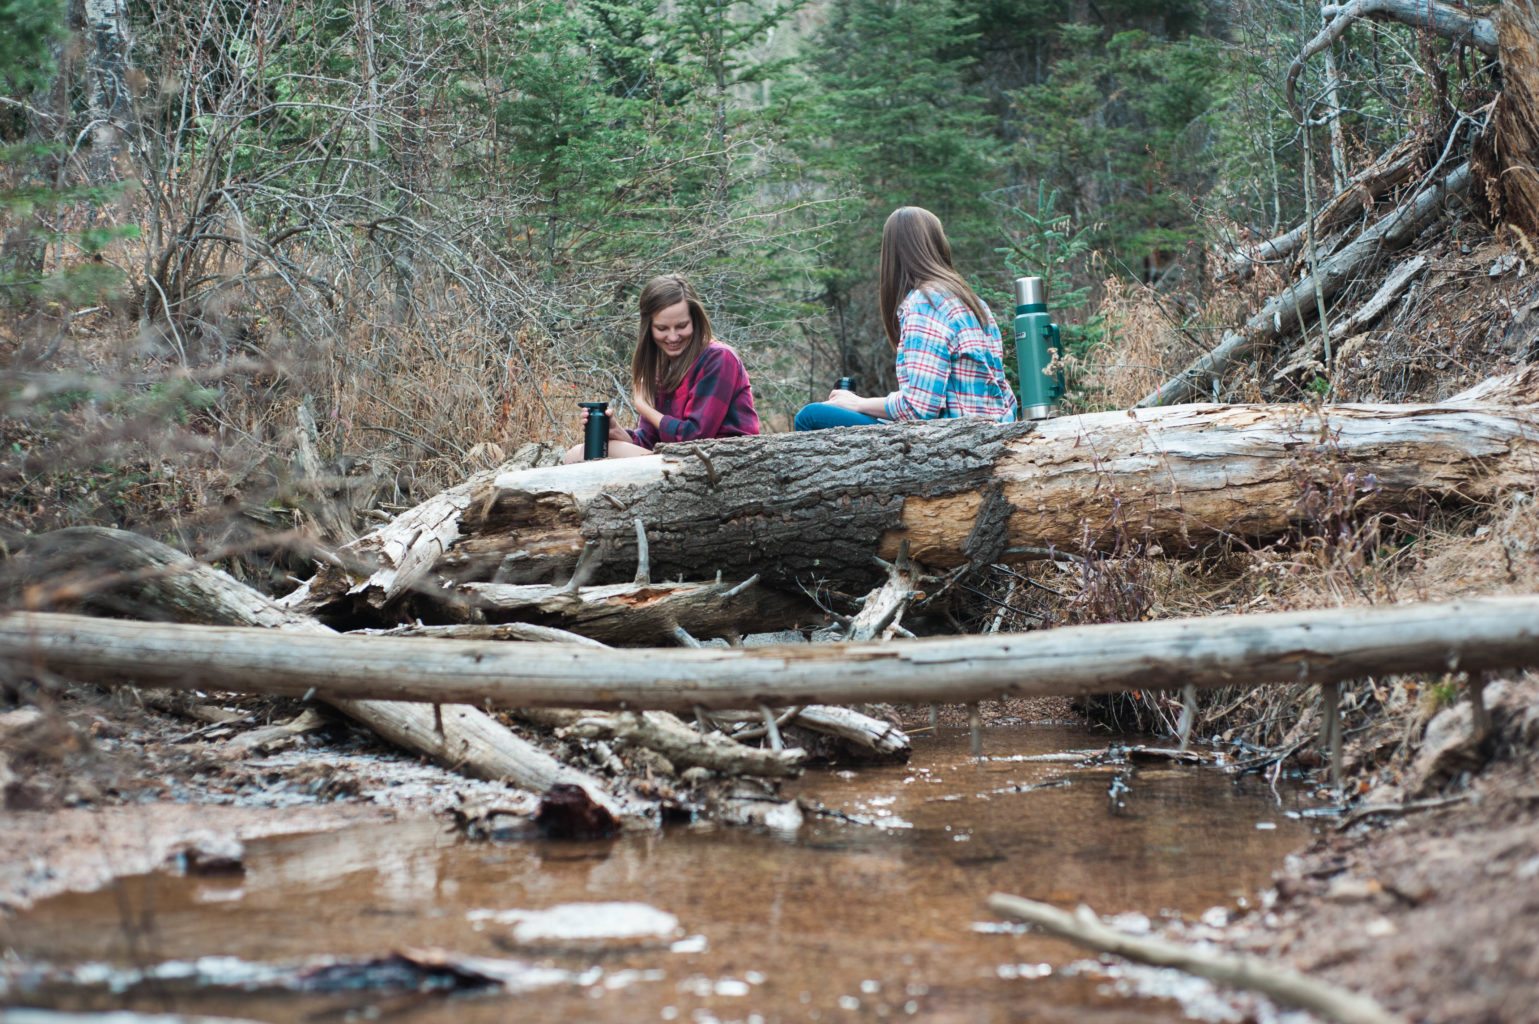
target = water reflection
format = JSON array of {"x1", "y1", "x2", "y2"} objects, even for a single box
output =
[{"x1": 1, "y1": 724, "x2": 1315, "y2": 1023}]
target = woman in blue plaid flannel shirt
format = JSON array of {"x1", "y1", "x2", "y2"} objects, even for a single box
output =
[{"x1": 794, "y1": 206, "x2": 1018, "y2": 431}]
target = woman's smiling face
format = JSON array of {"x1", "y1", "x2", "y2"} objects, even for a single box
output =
[{"x1": 650, "y1": 300, "x2": 695, "y2": 359}]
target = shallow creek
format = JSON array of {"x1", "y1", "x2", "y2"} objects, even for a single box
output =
[{"x1": 2, "y1": 724, "x2": 1314, "y2": 1023}]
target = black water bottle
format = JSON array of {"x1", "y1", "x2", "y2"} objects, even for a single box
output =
[
  {"x1": 579, "y1": 401, "x2": 610, "y2": 460},
  {"x1": 835, "y1": 376, "x2": 856, "y2": 392}
]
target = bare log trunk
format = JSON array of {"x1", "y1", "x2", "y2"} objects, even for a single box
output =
[
  {"x1": 459, "y1": 578, "x2": 818, "y2": 645},
  {"x1": 6, "y1": 595, "x2": 1539, "y2": 710},
  {"x1": 407, "y1": 398, "x2": 1539, "y2": 593},
  {"x1": 4, "y1": 528, "x2": 630, "y2": 815}
]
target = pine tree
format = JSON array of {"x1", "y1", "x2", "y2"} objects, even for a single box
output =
[{"x1": 798, "y1": 0, "x2": 1003, "y2": 390}]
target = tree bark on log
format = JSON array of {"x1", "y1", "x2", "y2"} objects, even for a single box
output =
[
  {"x1": 4, "y1": 527, "x2": 630, "y2": 816},
  {"x1": 458, "y1": 577, "x2": 818, "y2": 645},
  {"x1": 1491, "y1": 2, "x2": 1539, "y2": 236},
  {"x1": 377, "y1": 398, "x2": 1539, "y2": 594},
  {"x1": 6, "y1": 595, "x2": 1538, "y2": 711},
  {"x1": 1138, "y1": 163, "x2": 1472, "y2": 408}
]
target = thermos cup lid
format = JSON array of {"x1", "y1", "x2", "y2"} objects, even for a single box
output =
[{"x1": 1013, "y1": 276, "x2": 1046, "y2": 306}]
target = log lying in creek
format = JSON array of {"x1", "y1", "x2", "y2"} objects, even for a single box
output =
[
  {"x1": 4, "y1": 527, "x2": 633, "y2": 816},
  {"x1": 6, "y1": 595, "x2": 1538, "y2": 711},
  {"x1": 376, "y1": 400, "x2": 1539, "y2": 599}
]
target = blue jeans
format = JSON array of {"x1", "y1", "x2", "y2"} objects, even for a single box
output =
[{"x1": 793, "y1": 402, "x2": 884, "y2": 431}]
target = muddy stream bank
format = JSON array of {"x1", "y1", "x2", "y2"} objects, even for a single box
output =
[{"x1": 1, "y1": 723, "x2": 1315, "y2": 1023}]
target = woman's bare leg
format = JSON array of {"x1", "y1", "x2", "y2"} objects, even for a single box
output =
[{"x1": 561, "y1": 439, "x2": 657, "y2": 464}]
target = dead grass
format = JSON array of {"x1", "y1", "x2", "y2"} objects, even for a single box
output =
[{"x1": 1078, "y1": 277, "x2": 1182, "y2": 409}]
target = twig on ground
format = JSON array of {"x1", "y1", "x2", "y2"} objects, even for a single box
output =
[
  {"x1": 1338, "y1": 793, "x2": 1471, "y2": 830},
  {"x1": 988, "y1": 894, "x2": 1408, "y2": 1024}
]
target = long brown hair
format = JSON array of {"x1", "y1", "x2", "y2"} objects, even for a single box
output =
[
  {"x1": 878, "y1": 206, "x2": 990, "y2": 349},
  {"x1": 631, "y1": 274, "x2": 714, "y2": 401}
]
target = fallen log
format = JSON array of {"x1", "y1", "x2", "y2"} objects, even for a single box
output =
[
  {"x1": 458, "y1": 577, "x2": 818, "y2": 645},
  {"x1": 1224, "y1": 136, "x2": 1423, "y2": 280},
  {"x1": 988, "y1": 893, "x2": 1405, "y2": 1024},
  {"x1": 3, "y1": 527, "x2": 631, "y2": 816},
  {"x1": 6, "y1": 595, "x2": 1538, "y2": 710},
  {"x1": 407, "y1": 397, "x2": 1539, "y2": 592},
  {"x1": 1137, "y1": 163, "x2": 1471, "y2": 407}
]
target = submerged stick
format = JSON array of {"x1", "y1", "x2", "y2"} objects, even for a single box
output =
[{"x1": 988, "y1": 894, "x2": 1406, "y2": 1024}]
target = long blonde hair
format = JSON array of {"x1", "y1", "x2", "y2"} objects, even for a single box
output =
[
  {"x1": 630, "y1": 274, "x2": 714, "y2": 402},
  {"x1": 878, "y1": 206, "x2": 990, "y2": 349}
]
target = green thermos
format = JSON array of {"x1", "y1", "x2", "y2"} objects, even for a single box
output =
[{"x1": 1013, "y1": 276, "x2": 1064, "y2": 420}]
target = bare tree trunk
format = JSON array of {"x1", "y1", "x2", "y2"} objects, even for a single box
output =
[
  {"x1": 80, "y1": 0, "x2": 132, "y2": 180},
  {"x1": 7, "y1": 595, "x2": 1539, "y2": 711},
  {"x1": 1492, "y1": 1, "x2": 1539, "y2": 236}
]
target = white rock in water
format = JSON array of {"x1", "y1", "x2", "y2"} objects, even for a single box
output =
[{"x1": 479, "y1": 902, "x2": 680, "y2": 947}]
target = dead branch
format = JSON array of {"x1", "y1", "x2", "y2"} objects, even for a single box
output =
[
  {"x1": 5, "y1": 527, "x2": 630, "y2": 817},
  {"x1": 7, "y1": 595, "x2": 1539, "y2": 711},
  {"x1": 561, "y1": 710, "x2": 806, "y2": 777},
  {"x1": 1226, "y1": 137, "x2": 1423, "y2": 278},
  {"x1": 1290, "y1": 2, "x2": 1497, "y2": 123},
  {"x1": 988, "y1": 894, "x2": 1406, "y2": 1024},
  {"x1": 279, "y1": 444, "x2": 556, "y2": 618},
  {"x1": 1139, "y1": 163, "x2": 1471, "y2": 407},
  {"x1": 791, "y1": 706, "x2": 911, "y2": 759}
]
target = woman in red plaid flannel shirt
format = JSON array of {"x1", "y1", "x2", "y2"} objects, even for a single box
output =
[
  {"x1": 563, "y1": 275, "x2": 761, "y2": 463},
  {"x1": 794, "y1": 206, "x2": 1017, "y2": 431}
]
